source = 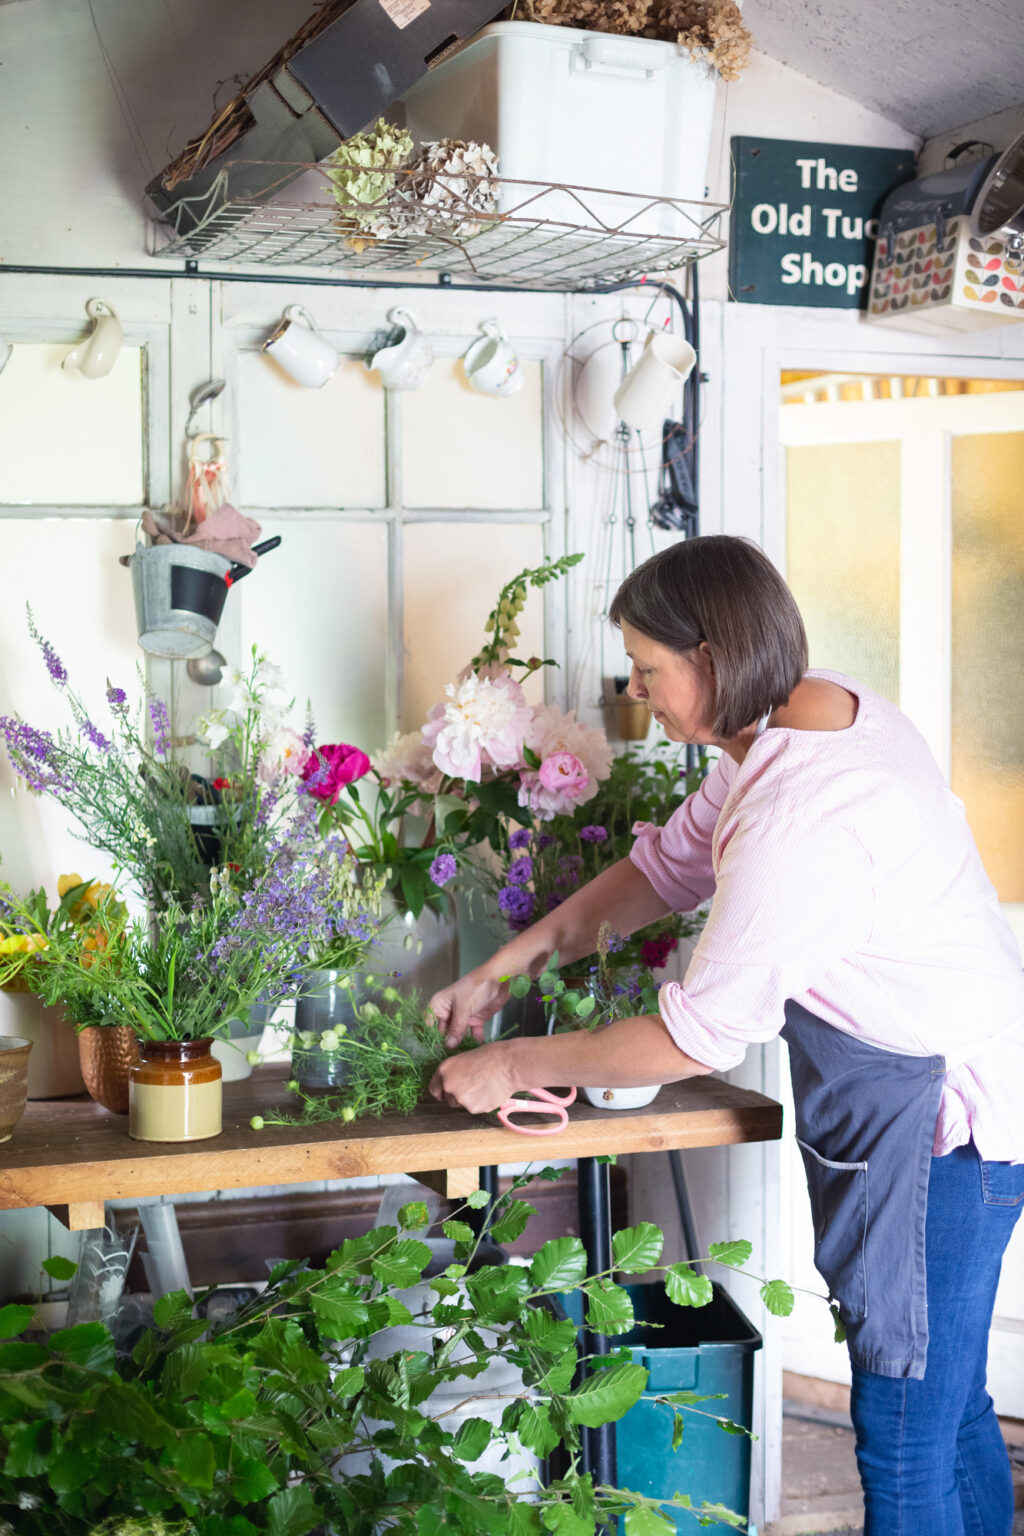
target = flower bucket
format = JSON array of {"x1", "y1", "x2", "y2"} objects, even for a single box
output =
[
  {"x1": 129, "y1": 543, "x2": 232, "y2": 660},
  {"x1": 128, "y1": 1037, "x2": 222, "y2": 1141}
]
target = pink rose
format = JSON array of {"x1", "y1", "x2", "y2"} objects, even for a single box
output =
[
  {"x1": 537, "y1": 751, "x2": 589, "y2": 800},
  {"x1": 301, "y1": 742, "x2": 371, "y2": 803}
]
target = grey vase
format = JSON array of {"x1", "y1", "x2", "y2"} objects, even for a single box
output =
[{"x1": 291, "y1": 969, "x2": 361, "y2": 1090}]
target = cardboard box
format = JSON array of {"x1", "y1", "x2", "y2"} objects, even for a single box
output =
[{"x1": 147, "y1": 0, "x2": 507, "y2": 239}]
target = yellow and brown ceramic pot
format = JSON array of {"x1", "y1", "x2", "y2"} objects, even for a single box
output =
[
  {"x1": 0, "y1": 1036, "x2": 33, "y2": 1143},
  {"x1": 128, "y1": 1038, "x2": 222, "y2": 1143},
  {"x1": 78, "y1": 1025, "x2": 140, "y2": 1115}
]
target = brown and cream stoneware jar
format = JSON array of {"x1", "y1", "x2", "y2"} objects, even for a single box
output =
[{"x1": 128, "y1": 1038, "x2": 222, "y2": 1142}]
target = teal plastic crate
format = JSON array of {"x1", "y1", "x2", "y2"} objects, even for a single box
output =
[{"x1": 561, "y1": 1281, "x2": 761, "y2": 1528}]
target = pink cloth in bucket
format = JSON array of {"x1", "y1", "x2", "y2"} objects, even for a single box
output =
[{"x1": 141, "y1": 503, "x2": 263, "y2": 568}]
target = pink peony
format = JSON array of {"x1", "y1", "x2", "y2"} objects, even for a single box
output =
[
  {"x1": 518, "y1": 705, "x2": 614, "y2": 819},
  {"x1": 301, "y1": 742, "x2": 371, "y2": 803},
  {"x1": 538, "y1": 750, "x2": 589, "y2": 799}
]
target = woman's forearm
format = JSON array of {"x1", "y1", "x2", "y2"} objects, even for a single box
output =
[
  {"x1": 508, "y1": 1014, "x2": 712, "y2": 1090},
  {"x1": 483, "y1": 856, "x2": 672, "y2": 981}
]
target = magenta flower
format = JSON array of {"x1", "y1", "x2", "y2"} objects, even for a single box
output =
[
  {"x1": 300, "y1": 742, "x2": 372, "y2": 803},
  {"x1": 640, "y1": 934, "x2": 678, "y2": 971}
]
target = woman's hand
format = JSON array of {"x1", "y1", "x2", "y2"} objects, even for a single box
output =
[
  {"x1": 427, "y1": 967, "x2": 511, "y2": 1047},
  {"x1": 430, "y1": 1039, "x2": 520, "y2": 1115}
]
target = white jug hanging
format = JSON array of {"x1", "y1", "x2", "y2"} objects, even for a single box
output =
[{"x1": 612, "y1": 331, "x2": 696, "y2": 430}]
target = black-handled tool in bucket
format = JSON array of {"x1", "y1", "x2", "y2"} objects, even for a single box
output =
[{"x1": 223, "y1": 535, "x2": 282, "y2": 586}]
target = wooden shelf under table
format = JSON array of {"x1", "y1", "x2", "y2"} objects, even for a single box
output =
[{"x1": 0, "y1": 1066, "x2": 783, "y2": 1231}]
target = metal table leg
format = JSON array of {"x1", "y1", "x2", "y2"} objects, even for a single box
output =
[
  {"x1": 471, "y1": 1163, "x2": 500, "y2": 1238},
  {"x1": 577, "y1": 1156, "x2": 617, "y2": 1488}
]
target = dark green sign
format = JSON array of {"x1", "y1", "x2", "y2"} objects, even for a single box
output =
[{"x1": 729, "y1": 136, "x2": 916, "y2": 308}]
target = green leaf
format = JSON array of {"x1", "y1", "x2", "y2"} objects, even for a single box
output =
[
  {"x1": 434, "y1": 793, "x2": 469, "y2": 834},
  {"x1": 331, "y1": 1365, "x2": 366, "y2": 1398},
  {"x1": 3, "y1": 1419, "x2": 50, "y2": 1478},
  {"x1": 442, "y1": 1219, "x2": 475, "y2": 1246},
  {"x1": 522, "y1": 745, "x2": 542, "y2": 769},
  {"x1": 0, "y1": 1303, "x2": 34, "y2": 1337},
  {"x1": 266, "y1": 1483, "x2": 320, "y2": 1536},
  {"x1": 230, "y1": 1454, "x2": 281, "y2": 1505},
  {"x1": 516, "y1": 1402, "x2": 561, "y2": 1457},
  {"x1": 624, "y1": 1506, "x2": 677, "y2": 1536},
  {"x1": 48, "y1": 1320, "x2": 116, "y2": 1374},
  {"x1": 760, "y1": 1279, "x2": 796, "y2": 1317},
  {"x1": 47, "y1": 1446, "x2": 95, "y2": 1496},
  {"x1": 398, "y1": 1200, "x2": 430, "y2": 1231},
  {"x1": 565, "y1": 1361, "x2": 648, "y2": 1426},
  {"x1": 830, "y1": 1301, "x2": 847, "y2": 1343},
  {"x1": 451, "y1": 1415, "x2": 492, "y2": 1462},
  {"x1": 707, "y1": 1239, "x2": 753, "y2": 1269},
  {"x1": 487, "y1": 1199, "x2": 535, "y2": 1246},
  {"x1": 221, "y1": 1387, "x2": 259, "y2": 1419},
  {"x1": 716, "y1": 1417, "x2": 750, "y2": 1436},
  {"x1": 574, "y1": 995, "x2": 596, "y2": 1019},
  {"x1": 509, "y1": 974, "x2": 532, "y2": 999},
  {"x1": 665, "y1": 1263, "x2": 714, "y2": 1308},
  {"x1": 584, "y1": 1279, "x2": 636, "y2": 1335},
  {"x1": 524, "y1": 1307, "x2": 577, "y2": 1354},
  {"x1": 371, "y1": 1238, "x2": 432, "y2": 1289},
  {"x1": 530, "y1": 1236, "x2": 587, "y2": 1290},
  {"x1": 153, "y1": 1288, "x2": 194, "y2": 1329},
  {"x1": 539, "y1": 972, "x2": 559, "y2": 994},
  {"x1": 310, "y1": 1292, "x2": 371, "y2": 1339},
  {"x1": 671, "y1": 1413, "x2": 685, "y2": 1451},
  {"x1": 41, "y1": 1255, "x2": 78, "y2": 1282},
  {"x1": 542, "y1": 1504, "x2": 592, "y2": 1536},
  {"x1": 172, "y1": 1430, "x2": 216, "y2": 1490},
  {"x1": 465, "y1": 1189, "x2": 491, "y2": 1209},
  {"x1": 612, "y1": 1222, "x2": 664, "y2": 1272}
]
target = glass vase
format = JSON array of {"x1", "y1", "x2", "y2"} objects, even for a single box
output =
[
  {"x1": 128, "y1": 1038, "x2": 222, "y2": 1142},
  {"x1": 291, "y1": 970, "x2": 361, "y2": 1090}
]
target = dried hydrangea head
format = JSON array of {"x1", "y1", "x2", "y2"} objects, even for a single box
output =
[{"x1": 655, "y1": 0, "x2": 752, "y2": 80}]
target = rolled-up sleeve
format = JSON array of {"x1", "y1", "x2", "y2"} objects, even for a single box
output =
[
  {"x1": 630, "y1": 755, "x2": 734, "y2": 911},
  {"x1": 658, "y1": 815, "x2": 875, "y2": 1070}
]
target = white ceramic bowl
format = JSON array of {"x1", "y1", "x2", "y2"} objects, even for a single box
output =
[{"x1": 581, "y1": 1083, "x2": 661, "y2": 1110}]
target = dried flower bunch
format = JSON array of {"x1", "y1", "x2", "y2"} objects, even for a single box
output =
[
  {"x1": 507, "y1": 0, "x2": 753, "y2": 79},
  {"x1": 327, "y1": 118, "x2": 499, "y2": 241}
]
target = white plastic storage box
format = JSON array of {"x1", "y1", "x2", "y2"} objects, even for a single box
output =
[{"x1": 398, "y1": 21, "x2": 718, "y2": 238}]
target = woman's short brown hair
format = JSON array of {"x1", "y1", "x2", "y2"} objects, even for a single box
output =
[{"x1": 608, "y1": 536, "x2": 808, "y2": 738}]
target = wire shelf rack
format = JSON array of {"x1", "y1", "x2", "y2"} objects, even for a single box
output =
[{"x1": 149, "y1": 164, "x2": 728, "y2": 291}]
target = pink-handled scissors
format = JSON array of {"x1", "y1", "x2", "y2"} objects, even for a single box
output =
[{"x1": 496, "y1": 1086, "x2": 577, "y2": 1136}]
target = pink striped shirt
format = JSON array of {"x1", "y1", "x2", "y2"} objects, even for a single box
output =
[{"x1": 631, "y1": 669, "x2": 1024, "y2": 1161}]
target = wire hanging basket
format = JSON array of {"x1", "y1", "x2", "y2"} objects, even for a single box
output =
[{"x1": 148, "y1": 160, "x2": 728, "y2": 293}]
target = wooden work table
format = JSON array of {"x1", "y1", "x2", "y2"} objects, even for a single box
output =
[{"x1": 0, "y1": 1066, "x2": 783, "y2": 1232}]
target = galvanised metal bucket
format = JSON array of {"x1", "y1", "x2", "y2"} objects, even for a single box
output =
[{"x1": 129, "y1": 543, "x2": 231, "y2": 659}]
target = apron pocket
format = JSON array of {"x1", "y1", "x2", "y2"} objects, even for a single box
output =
[{"x1": 796, "y1": 1138, "x2": 869, "y2": 1322}]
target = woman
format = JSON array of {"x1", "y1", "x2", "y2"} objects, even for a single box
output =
[{"x1": 429, "y1": 535, "x2": 1024, "y2": 1536}]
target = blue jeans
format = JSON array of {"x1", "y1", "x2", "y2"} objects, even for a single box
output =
[{"x1": 850, "y1": 1143, "x2": 1024, "y2": 1536}]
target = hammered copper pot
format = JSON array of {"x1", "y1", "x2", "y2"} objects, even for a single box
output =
[{"x1": 78, "y1": 1026, "x2": 140, "y2": 1115}]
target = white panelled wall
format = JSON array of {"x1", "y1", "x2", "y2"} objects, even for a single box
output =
[{"x1": 4, "y1": 4, "x2": 1024, "y2": 1528}]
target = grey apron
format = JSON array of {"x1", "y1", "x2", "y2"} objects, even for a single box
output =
[{"x1": 782, "y1": 999, "x2": 945, "y2": 1380}]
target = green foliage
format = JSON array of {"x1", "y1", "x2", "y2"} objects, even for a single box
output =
[
  {"x1": 0, "y1": 1189, "x2": 765, "y2": 1536},
  {"x1": 258, "y1": 988, "x2": 471, "y2": 1128},
  {"x1": 759, "y1": 1279, "x2": 796, "y2": 1317}
]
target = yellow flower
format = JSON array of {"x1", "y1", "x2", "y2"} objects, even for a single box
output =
[{"x1": 57, "y1": 872, "x2": 84, "y2": 898}]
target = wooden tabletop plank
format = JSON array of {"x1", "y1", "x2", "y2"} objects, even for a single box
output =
[{"x1": 0, "y1": 1068, "x2": 783, "y2": 1212}]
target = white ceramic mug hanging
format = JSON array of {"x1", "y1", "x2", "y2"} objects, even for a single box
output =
[
  {"x1": 62, "y1": 298, "x2": 124, "y2": 380},
  {"x1": 365, "y1": 307, "x2": 434, "y2": 391},
  {"x1": 263, "y1": 304, "x2": 340, "y2": 388},
  {"x1": 462, "y1": 319, "x2": 523, "y2": 397},
  {"x1": 611, "y1": 330, "x2": 696, "y2": 429}
]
